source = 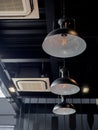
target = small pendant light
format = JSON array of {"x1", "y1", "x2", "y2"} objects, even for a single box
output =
[
  {"x1": 50, "y1": 66, "x2": 80, "y2": 95},
  {"x1": 53, "y1": 96, "x2": 76, "y2": 115}
]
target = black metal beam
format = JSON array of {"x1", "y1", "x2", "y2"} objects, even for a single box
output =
[
  {"x1": 17, "y1": 91, "x2": 98, "y2": 98},
  {"x1": 23, "y1": 103, "x2": 98, "y2": 114},
  {"x1": 0, "y1": 20, "x2": 46, "y2": 28},
  {"x1": 0, "y1": 29, "x2": 46, "y2": 35}
]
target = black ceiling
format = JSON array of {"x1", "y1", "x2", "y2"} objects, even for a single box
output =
[{"x1": 0, "y1": 0, "x2": 97, "y2": 102}]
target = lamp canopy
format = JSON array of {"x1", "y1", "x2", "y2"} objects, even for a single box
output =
[{"x1": 42, "y1": 18, "x2": 86, "y2": 58}]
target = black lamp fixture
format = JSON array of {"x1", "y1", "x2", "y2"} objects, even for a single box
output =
[
  {"x1": 42, "y1": 0, "x2": 86, "y2": 58},
  {"x1": 50, "y1": 66, "x2": 80, "y2": 95},
  {"x1": 42, "y1": 18, "x2": 86, "y2": 58},
  {"x1": 53, "y1": 96, "x2": 76, "y2": 115}
]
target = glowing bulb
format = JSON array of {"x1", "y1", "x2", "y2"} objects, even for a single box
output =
[
  {"x1": 68, "y1": 30, "x2": 78, "y2": 35},
  {"x1": 62, "y1": 84, "x2": 67, "y2": 88},
  {"x1": 61, "y1": 35, "x2": 67, "y2": 45},
  {"x1": 9, "y1": 87, "x2": 16, "y2": 93},
  {"x1": 96, "y1": 99, "x2": 98, "y2": 105},
  {"x1": 82, "y1": 86, "x2": 89, "y2": 94},
  {"x1": 70, "y1": 78, "x2": 77, "y2": 84}
]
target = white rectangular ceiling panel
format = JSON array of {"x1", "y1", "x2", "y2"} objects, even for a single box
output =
[
  {"x1": 12, "y1": 78, "x2": 50, "y2": 92},
  {"x1": 0, "y1": 0, "x2": 39, "y2": 19}
]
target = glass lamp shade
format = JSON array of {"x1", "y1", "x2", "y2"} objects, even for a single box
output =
[
  {"x1": 53, "y1": 102, "x2": 76, "y2": 115},
  {"x1": 42, "y1": 28, "x2": 86, "y2": 58},
  {"x1": 50, "y1": 77, "x2": 80, "y2": 95}
]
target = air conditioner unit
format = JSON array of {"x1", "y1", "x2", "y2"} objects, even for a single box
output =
[
  {"x1": 12, "y1": 78, "x2": 50, "y2": 92},
  {"x1": 0, "y1": 0, "x2": 39, "y2": 19}
]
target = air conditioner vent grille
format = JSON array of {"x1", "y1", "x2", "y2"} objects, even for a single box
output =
[
  {"x1": 12, "y1": 78, "x2": 50, "y2": 92},
  {"x1": 0, "y1": 0, "x2": 24, "y2": 11},
  {"x1": 0, "y1": 0, "x2": 39, "y2": 19},
  {"x1": 17, "y1": 81, "x2": 47, "y2": 91}
]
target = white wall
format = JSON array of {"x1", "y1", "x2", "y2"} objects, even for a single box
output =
[{"x1": 0, "y1": 98, "x2": 16, "y2": 125}]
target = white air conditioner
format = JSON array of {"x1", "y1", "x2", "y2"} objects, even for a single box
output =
[
  {"x1": 12, "y1": 78, "x2": 50, "y2": 92},
  {"x1": 0, "y1": 0, "x2": 39, "y2": 19}
]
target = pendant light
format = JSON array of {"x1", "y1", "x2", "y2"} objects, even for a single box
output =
[
  {"x1": 53, "y1": 96, "x2": 76, "y2": 115},
  {"x1": 50, "y1": 65, "x2": 80, "y2": 95},
  {"x1": 42, "y1": 0, "x2": 86, "y2": 58}
]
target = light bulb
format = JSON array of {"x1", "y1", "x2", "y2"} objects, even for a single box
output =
[
  {"x1": 61, "y1": 35, "x2": 67, "y2": 45},
  {"x1": 9, "y1": 87, "x2": 16, "y2": 93},
  {"x1": 82, "y1": 85, "x2": 89, "y2": 94},
  {"x1": 68, "y1": 30, "x2": 78, "y2": 35},
  {"x1": 96, "y1": 99, "x2": 98, "y2": 105}
]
